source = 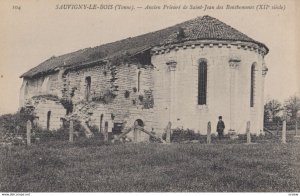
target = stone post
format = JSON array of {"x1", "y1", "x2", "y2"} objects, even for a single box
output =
[
  {"x1": 246, "y1": 121, "x2": 251, "y2": 144},
  {"x1": 133, "y1": 128, "x2": 137, "y2": 143},
  {"x1": 295, "y1": 119, "x2": 298, "y2": 136},
  {"x1": 282, "y1": 120, "x2": 286, "y2": 144},
  {"x1": 104, "y1": 122, "x2": 108, "y2": 142},
  {"x1": 26, "y1": 120, "x2": 32, "y2": 146},
  {"x1": 207, "y1": 121, "x2": 211, "y2": 144},
  {"x1": 133, "y1": 121, "x2": 138, "y2": 143},
  {"x1": 69, "y1": 120, "x2": 74, "y2": 143},
  {"x1": 294, "y1": 117, "x2": 300, "y2": 140},
  {"x1": 276, "y1": 121, "x2": 280, "y2": 136},
  {"x1": 296, "y1": 99, "x2": 299, "y2": 136},
  {"x1": 166, "y1": 122, "x2": 171, "y2": 143}
]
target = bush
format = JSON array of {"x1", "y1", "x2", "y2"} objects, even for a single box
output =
[
  {"x1": 89, "y1": 125, "x2": 99, "y2": 133},
  {"x1": 53, "y1": 127, "x2": 69, "y2": 140},
  {"x1": 33, "y1": 127, "x2": 54, "y2": 142},
  {"x1": 74, "y1": 135, "x2": 107, "y2": 147},
  {"x1": 237, "y1": 133, "x2": 277, "y2": 142},
  {"x1": 0, "y1": 111, "x2": 31, "y2": 144},
  {"x1": 149, "y1": 131, "x2": 161, "y2": 143},
  {"x1": 88, "y1": 124, "x2": 102, "y2": 137},
  {"x1": 162, "y1": 128, "x2": 199, "y2": 143},
  {"x1": 62, "y1": 120, "x2": 86, "y2": 137},
  {"x1": 32, "y1": 120, "x2": 87, "y2": 143}
]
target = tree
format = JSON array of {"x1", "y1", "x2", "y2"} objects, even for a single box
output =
[
  {"x1": 264, "y1": 99, "x2": 283, "y2": 123},
  {"x1": 284, "y1": 96, "x2": 300, "y2": 134},
  {"x1": 284, "y1": 96, "x2": 300, "y2": 121}
]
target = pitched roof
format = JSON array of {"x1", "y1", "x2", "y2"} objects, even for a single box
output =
[{"x1": 21, "y1": 15, "x2": 268, "y2": 78}]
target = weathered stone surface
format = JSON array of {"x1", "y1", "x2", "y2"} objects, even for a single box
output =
[
  {"x1": 19, "y1": 15, "x2": 269, "y2": 142},
  {"x1": 20, "y1": 41, "x2": 266, "y2": 140}
]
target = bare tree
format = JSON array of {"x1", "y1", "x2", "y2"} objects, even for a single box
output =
[
  {"x1": 284, "y1": 96, "x2": 300, "y2": 134},
  {"x1": 264, "y1": 99, "x2": 283, "y2": 123}
]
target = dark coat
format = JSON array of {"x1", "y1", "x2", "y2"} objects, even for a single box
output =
[{"x1": 217, "y1": 120, "x2": 225, "y2": 133}]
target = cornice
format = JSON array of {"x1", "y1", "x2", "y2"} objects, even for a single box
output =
[{"x1": 151, "y1": 40, "x2": 268, "y2": 57}]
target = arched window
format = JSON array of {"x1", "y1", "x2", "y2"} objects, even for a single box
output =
[
  {"x1": 250, "y1": 63, "x2": 256, "y2": 107},
  {"x1": 85, "y1": 76, "x2": 91, "y2": 101},
  {"x1": 137, "y1": 71, "x2": 141, "y2": 92},
  {"x1": 198, "y1": 60, "x2": 207, "y2": 105}
]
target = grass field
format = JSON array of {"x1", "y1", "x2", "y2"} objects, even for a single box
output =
[{"x1": 1, "y1": 140, "x2": 300, "y2": 192}]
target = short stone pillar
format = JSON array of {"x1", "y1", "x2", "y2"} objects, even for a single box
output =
[
  {"x1": 104, "y1": 121, "x2": 108, "y2": 142},
  {"x1": 26, "y1": 120, "x2": 32, "y2": 146},
  {"x1": 133, "y1": 129, "x2": 138, "y2": 143},
  {"x1": 282, "y1": 120, "x2": 286, "y2": 144},
  {"x1": 69, "y1": 120, "x2": 74, "y2": 143},
  {"x1": 207, "y1": 121, "x2": 211, "y2": 144},
  {"x1": 165, "y1": 122, "x2": 172, "y2": 143},
  {"x1": 133, "y1": 121, "x2": 138, "y2": 143},
  {"x1": 295, "y1": 120, "x2": 299, "y2": 136},
  {"x1": 246, "y1": 121, "x2": 251, "y2": 144}
]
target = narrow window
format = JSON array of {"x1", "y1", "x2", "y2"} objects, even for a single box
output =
[
  {"x1": 198, "y1": 60, "x2": 207, "y2": 105},
  {"x1": 100, "y1": 114, "x2": 103, "y2": 133},
  {"x1": 137, "y1": 71, "x2": 141, "y2": 92},
  {"x1": 47, "y1": 111, "x2": 51, "y2": 130},
  {"x1": 250, "y1": 64, "x2": 256, "y2": 107},
  {"x1": 85, "y1": 76, "x2": 91, "y2": 101}
]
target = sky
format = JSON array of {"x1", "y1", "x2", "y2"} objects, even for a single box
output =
[{"x1": 0, "y1": 0, "x2": 299, "y2": 114}]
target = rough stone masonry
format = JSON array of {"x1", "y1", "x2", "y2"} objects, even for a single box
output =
[{"x1": 19, "y1": 15, "x2": 269, "y2": 141}]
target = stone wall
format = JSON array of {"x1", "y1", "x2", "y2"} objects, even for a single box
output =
[
  {"x1": 20, "y1": 72, "x2": 61, "y2": 107},
  {"x1": 20, "y1": 62, "x2": 155, "y2": 141},
  {"x1": 151, "y1": 41, "x2": 266, "y2": 135},
  {"x1": 20, "y1": 40, "x2": 267, "y2": 139},
  {"x1": 62, "y1": 62, "x2": 155, "y2": 141},
  {"x1": 25, "y1": 96, "x2": 66, "y2": 130}
]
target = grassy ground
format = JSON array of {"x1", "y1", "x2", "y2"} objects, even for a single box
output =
[{"x1": 1, "y1": 140, "x2": 300, "y2": 192}]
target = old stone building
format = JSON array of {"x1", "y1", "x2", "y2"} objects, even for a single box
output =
[{"x1": 19, "y1": 15, "x2": 269, "y2": 141}]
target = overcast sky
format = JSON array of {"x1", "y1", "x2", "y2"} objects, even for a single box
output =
[{"x1": 0, "y1": 0, "x2": 298, "y2": 114}]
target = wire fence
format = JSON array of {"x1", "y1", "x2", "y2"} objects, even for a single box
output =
[
  {"x1": 1, "y1": 119, "x2": 299, "y2": 146},
  {"x1": 264, "y1": 121, "x2": 298, "y2": 137}
]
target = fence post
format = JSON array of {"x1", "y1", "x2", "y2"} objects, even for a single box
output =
[
  {"x1": 296, "y1": 120, "x2": 298, "y2": 136},
  {"x1": 246, "y1": 121, "x2": 251, "y2": 144},
  {"x1": 207, "y1": 121, "x2": 211, "y2": 144},
  {"x1": 104, "y1": 121, "x2": 108, "y2": 142},
  {"x1": 276, "y1": 121, "x2": 280, "y2": 136},
  {"x1": 69, "y1": 120, "x2": 74, "y2": 143},
  {"x1": 26, "y1": 120, "x2": 32, "y2": 146},
  {"x1": 282, "y1": 120, "x2": 286, "y2": 144},
  {"x1": 133, "y1": 121, "x2": 138, "y2": 143},
  {"x1": 166, "y1": 122, "x2": 171, "y2": 143},
  {"x1": 133, "y1": 128, "x2": 138, "y2": 143}
]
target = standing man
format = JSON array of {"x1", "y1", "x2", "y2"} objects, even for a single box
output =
[{"x1": 216, "y1": 116, "x2": 225, "y2": 139}]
